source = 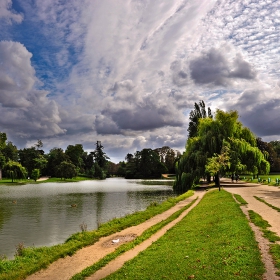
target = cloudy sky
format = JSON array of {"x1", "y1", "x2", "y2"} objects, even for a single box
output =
[{"x1": 1, "y1": 0, "x2": 280, "y2": 162}]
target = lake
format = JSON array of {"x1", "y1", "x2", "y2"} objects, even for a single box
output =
[{"x1": 0, "y1": 178, "x2": 175, "y2": 259}]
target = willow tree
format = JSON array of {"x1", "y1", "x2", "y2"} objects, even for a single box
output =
[{"x1": 174, "y1": 109, "x2": 270, "y2": 192}]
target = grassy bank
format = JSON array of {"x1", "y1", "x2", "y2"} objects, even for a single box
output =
[
  {"x1": 0, "y1": 176, "x2": 95, "y2": 185},
  {"x1": 105, "y1": 190, "x2": 265, "y2": 280},
  {"x1": 0, "y1": 191, "x2": 193, "y2": 280}
]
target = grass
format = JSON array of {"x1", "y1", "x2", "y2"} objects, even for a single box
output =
[
  {"x1": 71, "y1": 198, "x2": 198, "y2": 280},
  {"x1": 0, "y1": 176, "x2": 96, "y2": 185},
  {"x1": 0, "y1": 191, "x2": 194, "y2": 280},
  {"x1": 254, "y1": 196, "x2": 280, "y2": 212},
  {"x1": 104, "y1": 190, "x2": 265, "y2": 280},
  {"x1": 241, "y1": 174, "x2": 280, "y2": 186},
  {"x1": 248, "y1": 210, "x2": 280, "y2": 276},
  {"x1": 233, "y1": 194, "x2": 248, "y2": 205}
]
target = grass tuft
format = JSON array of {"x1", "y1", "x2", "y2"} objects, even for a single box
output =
[{"x1": 233, "y1": 194, "x2": 248, "y2": 205}]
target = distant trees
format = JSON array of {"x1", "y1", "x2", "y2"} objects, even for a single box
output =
[
  {"x1": 121, "y1": 147, "x2": 179, "y2": 179},
  {"x1": 4, "y1": 161, "x2": 27, "y2": 182},
  {"x1": 174, "y1": 105, "x2": 270, "y2": 192},
  {"x1": 57, "y1": 161, "x2": 77, "y2": 179}
]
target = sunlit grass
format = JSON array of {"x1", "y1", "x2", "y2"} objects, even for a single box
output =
[{"x1": 105, "y1": 190, "x2": 264, "y2": 280}]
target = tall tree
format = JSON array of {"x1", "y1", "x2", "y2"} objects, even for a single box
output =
[
  {"x1": 174, "y1": 109, "x2": 270, "y2": 192},
  {"x1": 187, "y1": 100, "x2": 212, "y2": 138},
  {"x1": 0, "y1": 132, "x2": 7, "y2": 180},
  {"x1": 46, "y1": 148, "x2": 68, "y2": 177},
  {"x1": 65, "y1": 144, "x2": 85, "y2": 172},
  {"x1": 92, "y1": 141, "x2": 110, "y2": 169}
]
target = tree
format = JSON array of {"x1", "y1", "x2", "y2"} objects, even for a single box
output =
[
  {"x1": 174, "y1": 109, "x2": 270, "y2": 192},
  {"x1": 18, "y1": 147, "x2": 43, "y2": 177},
  {"x1": 31, "y1": 169, "x2": 40, "y2": 182},
  {"x1": 46, "y1": 148, "x2": 68, "y2": 177},
  {"x1": 187, "y1": 100, "x2": 212, "y2": 138},
  {"x1": 92, "y1": 141, "x2": 110, "y2": 169},
  {"x1": 4, "y1": 161, "x2": 27, "y2": 182},
  {"x1": 205, "y1": 145, "x2": 230, "y2": 191},
  {"x1": 65, "y1": 144, "x2": 85, "y2": 172},
  {"x1": 0, "y1": 132, "x2": 7, "y2": 180},
  {"x1": 125, "y1": 148, "x2": 167, "y2": 179},
  {"x1": 57, "y1": 161, "x2": 77, "y2": 179}
]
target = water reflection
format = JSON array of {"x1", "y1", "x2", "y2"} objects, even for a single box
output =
[{"x1": 0, "y1": 178, "x2": 175, "y2": 259}]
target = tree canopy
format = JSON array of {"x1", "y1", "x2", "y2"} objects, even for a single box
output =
[{"x1": 174, "y1": 108, "x2": 270, "y2": 192}]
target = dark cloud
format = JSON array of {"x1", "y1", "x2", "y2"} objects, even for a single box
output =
[
  {"x1": 225, "y1": 89, "x2": 280, "y2": 137},
  {"x1": 95, "y1": 115, "x2": 120, "y2": 135},
  {"x1": 189, "y1": 47, "x2": 257, "y2": 86},
  {"x1": 170, "y1": 60, "x2": 188, "y2": 87},
  {"x1": 229, "y1": 54, "x2": 257, "y2": 80}
]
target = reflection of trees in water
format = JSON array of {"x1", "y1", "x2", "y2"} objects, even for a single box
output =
[{"x1": 95, "y1": 192, "x2": 105, "y2": 227}]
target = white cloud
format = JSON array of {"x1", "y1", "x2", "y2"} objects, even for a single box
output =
[
  {"x1": 0, "y1": 41, "x2": 65, "y2": 139},
  {"x1": 0, "y1": 0, "x2": 23, "y2": 23}
]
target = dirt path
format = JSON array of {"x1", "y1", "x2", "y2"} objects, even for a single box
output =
[{"x1": 26, "y1": 190, "x2": 206, "y2": 280}]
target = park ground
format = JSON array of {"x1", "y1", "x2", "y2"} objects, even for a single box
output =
[{"x1": 24, "y1": 178, "x2": 280, "y2": 280}]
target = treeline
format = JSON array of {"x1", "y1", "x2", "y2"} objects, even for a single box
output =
[
  {"x1": 0, "y1": 133, "x2": 110, "y2": 181},
  {"x1": 109, "y1": 146, "x2": 181, "y2": 179},
  {"x1": 0, "y1": 131, "x2": 180, "y2": 181}
]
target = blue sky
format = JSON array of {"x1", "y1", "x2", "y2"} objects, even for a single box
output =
[{"x1": 1, "y1": 0, "x2": 280, "y2": 162}]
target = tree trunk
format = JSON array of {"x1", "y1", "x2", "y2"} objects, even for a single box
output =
[
  {"x1": 0, "y1": 168, "x2": 2, "y2": 180},
  {"x1": 215, "y1": 173, "x2": 221, "y2": 191}
]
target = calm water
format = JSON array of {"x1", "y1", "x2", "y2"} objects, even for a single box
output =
[{"x1": 0, "y1": 178, "x2": 175, "y2": 259}]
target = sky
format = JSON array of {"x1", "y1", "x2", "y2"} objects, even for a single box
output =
[{"x1": 1, "y1": 0, "x2": 280, "y2": 163}]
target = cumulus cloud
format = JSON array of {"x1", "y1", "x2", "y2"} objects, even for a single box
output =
[
  {"x1": 189, "y1": 46, "x2": 257, "y2": 86},
  {"x1": 0, "y1": 41, "x2": 65, "y2": 139}
]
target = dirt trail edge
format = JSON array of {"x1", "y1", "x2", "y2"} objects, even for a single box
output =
[{"x1": 27, "y1": 190, "x2": 206, "y2": 280}]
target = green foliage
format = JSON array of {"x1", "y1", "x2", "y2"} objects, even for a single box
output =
[
  {"x1": 125, "y1": 148, "x2": 168, "y2": 179},
  {"x1": 57, "y1": 161, "x2": 78, "y2": 179},
  {"x1": 3, "y1": 161, "x2": 27, "y2": 182},
  {"x1": 31, "y1": 169, "x2": 40, "y2": 182},
  {"x1": 188, "y1": 100, "x2": 212, "y2": 138},
  {"x1": 174, "y1": 107, "x2": 270, "y2": 192}
]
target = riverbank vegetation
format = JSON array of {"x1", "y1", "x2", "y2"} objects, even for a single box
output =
[
  {"x1": 0, "y1": 190, "x2": 193, "y2": 280},
  {"x1": 103, "y1": 190, "x2": 264, "y2": 280}
]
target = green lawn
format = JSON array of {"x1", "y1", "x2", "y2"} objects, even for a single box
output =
[
  {"x1": 105, "y1": 190, "x2": 264, "y2": 280},
  {"x1": 240, "y1": 174, "x2": 280, "y2": 186}
]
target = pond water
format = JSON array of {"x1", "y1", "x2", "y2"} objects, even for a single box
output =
[{"x1": 0, "y1": 178, "x2": 175, "y2": 259}]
